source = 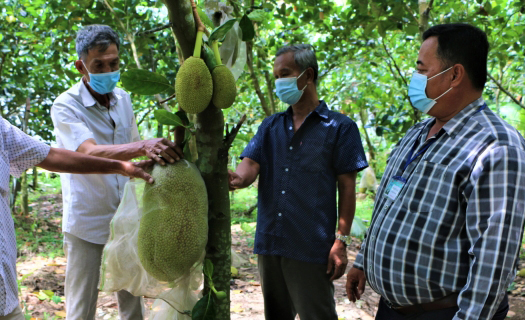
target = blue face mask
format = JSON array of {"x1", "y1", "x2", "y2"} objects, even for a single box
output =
[
  {"x1": 82, "y1": 61, "x2": 120, "y2": 95},
  {"x1": 408, "y1": 67, "x2": 453, "y2": 113},
  {"x1": 275, "y1": 70, "x2": 308, "y2": 105}
]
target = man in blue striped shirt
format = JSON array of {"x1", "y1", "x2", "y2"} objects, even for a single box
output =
[{"x1": 346, "y1": 23, "x2": 525, "y2": 320}]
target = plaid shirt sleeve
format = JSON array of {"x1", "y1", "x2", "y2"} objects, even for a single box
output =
[{"x1": 454, "y1": 145, "x2": 525, "y2": 320}]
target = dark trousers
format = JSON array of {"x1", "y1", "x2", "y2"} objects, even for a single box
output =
[
  {"x1": 258, "y1": 254, "x2": 338, "y2": 320},
  {"x1": 375, "y1": 294, "x2": 509, "y2": 320}
]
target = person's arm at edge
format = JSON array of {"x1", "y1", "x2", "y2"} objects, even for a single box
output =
[
  {"x1": 327, "y1": 171, "x2": 357, "y2": 281},
  {"x1": 453, "y1": 145, "x2": 525, "y2": 320},
  {"x1": 37, "y1": 147, "x2": 154, "y2": 183}
]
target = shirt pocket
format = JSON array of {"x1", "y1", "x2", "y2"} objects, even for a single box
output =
[
  {"x1": 405, "y1": 160, "x2": 456, "y2": 213},
  {"x1": 118, "y1": 126, "x2": 133, "y2": 144},
  {"x1": 298, "y1": 138, "x2": 329, "y2": 172},
  {"x1": 0, "y1": 151, "x2": 10, "y2": 197}
]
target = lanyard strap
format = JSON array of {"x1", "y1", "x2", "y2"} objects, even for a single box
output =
[{"x1": 402, "y1": 103, "x2": 487, "y2": 172}]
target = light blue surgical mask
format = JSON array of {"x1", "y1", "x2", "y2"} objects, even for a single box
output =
[
  {"x1": 275, "y1": 70, "x2": 308, "y2": 105},
  {"x1": 82, "y1": 61, "x2": 120, "y2": 94},
  {"x1": 408, "y1": 67, "x2": 453, "y2": 113}
]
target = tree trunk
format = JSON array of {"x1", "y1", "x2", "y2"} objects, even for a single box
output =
[
  {"x1": 163, "y1": 1, "x2": 231, "y2": 318},
  {"x1": 20, "y1": 171, "x2": 28, "y2": 215},
  {"x1": 32, "y1": 167, "x2": 38, "y2": 190},
  {"x1": 418, "y1": 0, "x2": 431, "y2": 37}
]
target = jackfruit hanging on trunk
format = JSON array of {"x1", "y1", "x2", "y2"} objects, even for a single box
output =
[{"x1": 163, "y1": 0, "x2": 233, "y2": 319}]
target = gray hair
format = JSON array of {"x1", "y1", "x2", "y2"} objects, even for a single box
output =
[
  {"x1": 75, "y1": 25, "x2": 120, "y2": 60},
  {"x1": 276, "y1": 44, "x2": 319, "y2": 86}
]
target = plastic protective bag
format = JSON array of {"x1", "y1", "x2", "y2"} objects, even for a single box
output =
[
  {"x1": 99, "y1": 179, "x2": 204, "y2": 315},
  {"x1": 359, "y1": 167, "x2": 377, "y2": 192}
]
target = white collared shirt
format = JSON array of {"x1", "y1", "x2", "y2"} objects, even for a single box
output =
[
  {"x1": 0, "y1": 119, "x2": 50, "y2": 315},
  {"x1": 51, "y1": 80, "x2": 140, "y2": 244}
]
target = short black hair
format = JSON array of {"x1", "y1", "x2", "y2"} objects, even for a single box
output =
[
  {"x1": 423, "y1": 23, "x2": 489, "y2": 91},
  {"x1": 276, "y1": 44, "x2": 319, "y2": 86},
  {"x1": 76, "y1": 25, "x2": 120, "y2": 60}
]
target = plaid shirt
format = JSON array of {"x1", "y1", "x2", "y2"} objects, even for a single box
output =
[{"x1": 354, "y1": 97, "x2": 525, "y2": 320}]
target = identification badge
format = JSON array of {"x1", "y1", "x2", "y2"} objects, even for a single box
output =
[{"x1": 384, "y1": 176, "x2": 406, "y2": 201}]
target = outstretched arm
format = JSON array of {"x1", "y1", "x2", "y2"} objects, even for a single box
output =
[{"x1": 38, "y1": 147, "x2": 154, "y2": 183}]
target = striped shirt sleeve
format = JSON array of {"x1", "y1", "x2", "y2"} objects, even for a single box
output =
[{"x1": 454, "y1": 145, "x2": 525, "y2": 320}]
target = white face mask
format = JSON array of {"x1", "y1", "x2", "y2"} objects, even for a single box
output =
[{"x1": 275, "y1": 70, "x2": 308, "y2": 105}]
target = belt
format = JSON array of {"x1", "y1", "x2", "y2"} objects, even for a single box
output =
[{"x1": 390, "y1": 293, "x2": 459, "y2": 315}]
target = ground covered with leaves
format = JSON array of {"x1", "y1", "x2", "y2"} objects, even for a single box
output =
[{"x1": 12, "y1": 194, "x2": 525, "y2": 319}]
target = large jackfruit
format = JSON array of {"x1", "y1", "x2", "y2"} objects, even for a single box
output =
[
  {"x1": 138, "y1": 160, "x2": 208, "y2": 282},
  {"x1": 212, "y1": 65, "x2": 236, "y2": 109},
  {"x1": 175, "y1": 57, "x2": 213, "y2": 114}
]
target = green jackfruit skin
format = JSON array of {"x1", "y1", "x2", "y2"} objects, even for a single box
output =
[
  {"x1": 175, "y1": 57, "x2": 213, "y2": 114},
  {"x1": 212, "y1": 65, "x2": 236, "y2": 109},
  {"x1": 138, "y1": 160, "x2": 208, "y2": 282}
]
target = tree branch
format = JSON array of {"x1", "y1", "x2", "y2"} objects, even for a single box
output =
[
  {"x1": 135, "y1": 22, "x2": 173, "y2": 36},
  {"x1": 223, "y1": 114, "x2": 247, "y2": 150},
  {"x1": 488, "y1": 73, "x2": 525, "y2": 110},
  {"x1": 263, "y1": 71, "x2": 276, "y2": 114},
  {"x1": 158, "y1": 93, "x2": 176, "y2": 104},
  {"x1": 381, "y1": 39, "x2": 408, "y2": 87},
  {"x1": 137, "y1": 108, "x2": 154, "y2": 127},
  {"x1": 246, "y1": 41, "x2": 271, "y2": 117},
  {"x1": 404, "y1": 3, "x2": 420, "y2": 26}
]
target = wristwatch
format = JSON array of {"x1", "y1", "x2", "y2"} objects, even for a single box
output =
[{"x1": 335, "y1": 233, "x2": 350, "y2": 246}]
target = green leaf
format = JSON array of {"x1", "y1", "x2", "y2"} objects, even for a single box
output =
[
  {"x1": 192, "y1": 294, "x2": 216, "y2": 320},
  {"x1": 175, "y1": 110, "x2": 190, "y2": 126},
  {"x1": 51, "y1": 295, "x2": 62, "y2": 304},
  {"x1": 154, "y1": 110, "x2": 184, "y2": 126},
  {"x1": 203, "y1": 259, "x2": 214, "y2": 278},
  {"x1": 121, "y1": 69, "x2": 173, "y2": 95},
  {"x1": 248, "y1": 9, "x2": 266, "y2": 22},
  {"x1": 198, "y1": 7, "x2": 214, "y2": 28},
  {"x1": 239, "y1": 14, "x2": 255, "y2": 41},
  {"x1": 208, "y1": 19, "x2": 237, "y2": 43}
]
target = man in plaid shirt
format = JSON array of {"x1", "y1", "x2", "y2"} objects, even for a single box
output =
[{"x1": 346, "y1": 23, "x2": 525, "y2": 319}]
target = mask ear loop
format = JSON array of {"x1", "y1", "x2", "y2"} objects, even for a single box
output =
[
  {"x1": 433, "y1": 87, "x2": 453, "y2": 101},
  {"x1": 428, "y1": 66, "x2": 453, "y2": 80},
  {"x1": 297, "y1": 69, "x2": 309, "y2": 91}
]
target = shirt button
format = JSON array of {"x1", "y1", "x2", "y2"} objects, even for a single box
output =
[
  {"x1": 371, "y1": 236, "x2": 375, "y2": 241},
  {"x1": 282, "y1": 190, "x2": 286, "y2": 194},
  {"x1": 289, "y1": 146, "x2": 293, "y2": 150},
  {"x1": 369, "y1": 265, "x2": 373, "y2": 271},
  {"x1": 278, "y1": 213, "x2": 282, "y2": 217},
  {"x1": 289, "y1": 126, "x2": 292, "y2": 130},
  {"x1": 285, "y1": 168, "x2": 289, "y2": 172}
]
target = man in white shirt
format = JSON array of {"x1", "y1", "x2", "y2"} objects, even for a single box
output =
[
  {"x1": 0, "y1": 118, "x2": 153, "y2": 320},
  {"x1": 50, "y1": 25, "x2": 183, "y2": 319}
]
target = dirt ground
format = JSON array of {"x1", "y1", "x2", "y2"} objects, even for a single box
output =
[{"x1": 13, "y1": 194, "x2": 525, "y2": 319}]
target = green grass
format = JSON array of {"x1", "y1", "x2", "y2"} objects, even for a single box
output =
[
  {"x1": 13, "y1": 172, "x2": 64, "y2": 259},
  {"x1": 230, "y1": 186, "x2": 258, "y2": 225}
]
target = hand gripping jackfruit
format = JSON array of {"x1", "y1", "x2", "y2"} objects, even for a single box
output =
[
  {"x1": 175, "y1": 30, "x2": 213, "y2": 114},
  {"x1": 211, "y1": 40, "x2": 236, "y2": 109},
  {"x1": 138, "y1": 160, "x2": 208, "y2": 282}
]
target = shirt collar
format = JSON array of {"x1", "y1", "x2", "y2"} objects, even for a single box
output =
[
  {"x1": 284, "y1": 100, "x2": 329, "y2": 120},
  {"x1": 440, "y1": 97, "x2": 485, "y2": 138},
  {"x1": 78, "y1": 79, "x2": 122, "y2": 108}
]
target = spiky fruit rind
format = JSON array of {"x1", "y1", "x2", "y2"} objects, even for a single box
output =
[
  {"x1": 212, "y1": 65, "x2": 236, "y2": 109},
  {"x1": 175, "y1": 57, "x2": 213, "y2": 114},
  {"x1": 138, "y1": 160, "x2": 208, "y2": 282}
]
